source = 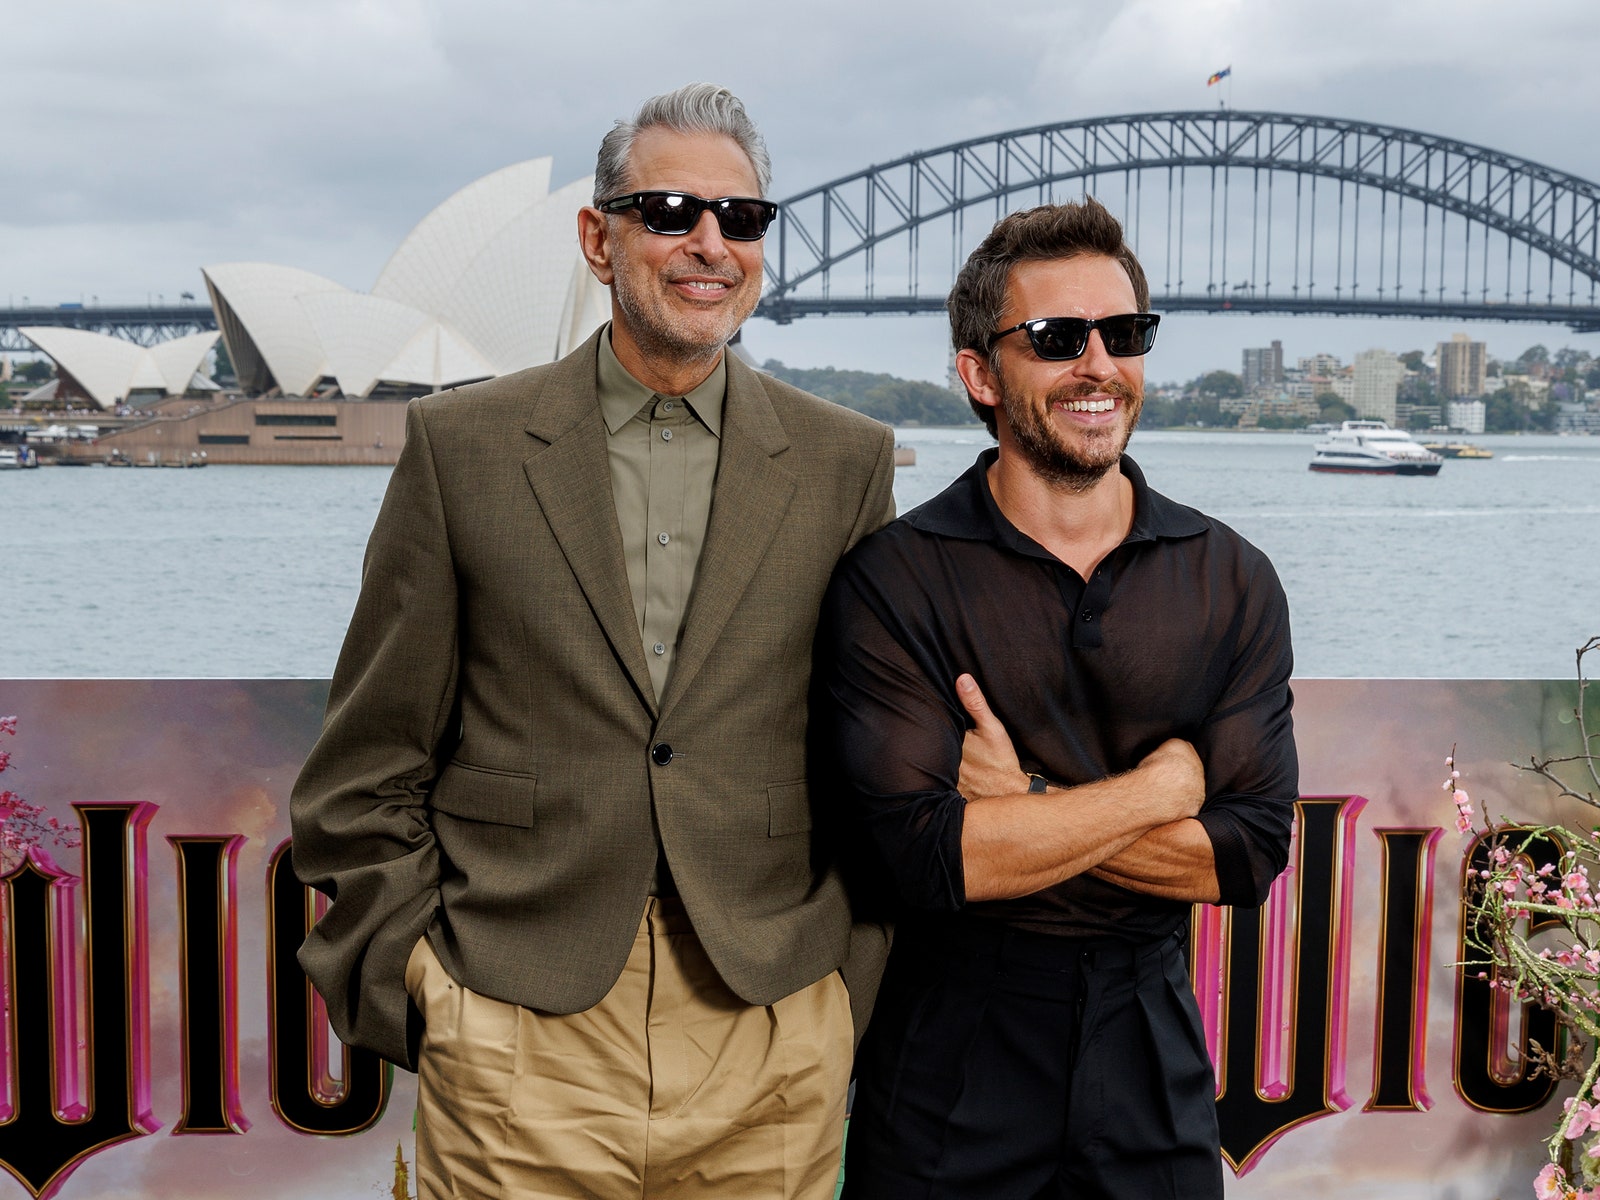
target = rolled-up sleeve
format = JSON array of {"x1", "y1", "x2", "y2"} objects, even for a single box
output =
[
  {"x1": 1193, "y1": 552, "x2": 1299, "y2": 907},
  {"x1": 817, "y1": 553, "x2": 968, "y2": 913}
]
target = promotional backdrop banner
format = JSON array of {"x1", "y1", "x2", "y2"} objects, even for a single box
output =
[{"x1": 0, "y1": 678, "x2": 1591, "y2": 1199}]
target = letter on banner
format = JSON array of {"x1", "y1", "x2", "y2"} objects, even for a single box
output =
[
  {"x1": 1454, "y1": 827, "x2": 1563, "y2": 1113},
  {"x1": 266, "y1": 842, "x2": 391, "y2": 1134},
  {"x1": 170, "y1": 835, "x2": 250, "y2": 1134},
  {"x1": 0, "y1": 803, "x2": 159, "y2": 1200},
  {"x1": 1367, "y1": 828, "x2": 1443, "y2": 1112},
  {"x1": 1209, "y1": 795, "x2": 1364, "y2": 1174}
]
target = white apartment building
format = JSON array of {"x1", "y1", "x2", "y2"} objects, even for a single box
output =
[
  {"x1": 1351, "y1": 349, "x2": 1405, "y2": 423},
  {"x1": 1448, "y1": 399, "x2": 1487, "y2": 433}
]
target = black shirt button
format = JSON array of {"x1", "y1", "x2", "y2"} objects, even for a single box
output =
[
  {"x1": 651, "y1": 743, "x2": 674, "y2": 766},
  {"x1": 1082, "y1": 610, "x2": 1096, "y2": 622}
]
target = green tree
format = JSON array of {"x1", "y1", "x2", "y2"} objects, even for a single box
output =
[
  {"x1": 211, "y1": 338, "x2": 235, "y2": 383},
  {"x1": 1316, "y1": 393, "x2": 1354, "y2": 422},
  {"x1": 16, "y1": 359, "x2": 52, "y2": 384},
  {"x1": 1196, "y1": 370, "x2": 1244, "y2": 398},
  {"x1": 1482, "y1": 392, "x2": 1558, "y2": 432},
  {"x1": 1399, "y1": 349, "x2": 1427, "y2": 372},
  {"x1": 1519, "y1": 344, "x2": 1550, "y2": 366},
  {"x1": 759, "y1": 360, "x2": 976, "y2": 426}
]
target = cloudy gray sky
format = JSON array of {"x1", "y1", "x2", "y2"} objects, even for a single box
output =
[{"x1": 7, "y1": 0, "x2": 1600, "y2": 383}]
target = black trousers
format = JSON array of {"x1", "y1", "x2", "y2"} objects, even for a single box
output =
[{"x1": 842, "y1": 918, "x2": 1223, "y2": 1200}]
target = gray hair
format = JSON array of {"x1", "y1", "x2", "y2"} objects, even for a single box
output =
[{"x1": 593, "y1": 83, "x2": 772, "y2": 204}]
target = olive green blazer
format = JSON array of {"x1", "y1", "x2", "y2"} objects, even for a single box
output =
[{"x1": 290, "y1": 329, "x2": 897, "y2": 1069}]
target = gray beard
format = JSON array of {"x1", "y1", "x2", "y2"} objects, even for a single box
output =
[{"x1": 611, "y1": 258, "x2": 744, "y2": 366}]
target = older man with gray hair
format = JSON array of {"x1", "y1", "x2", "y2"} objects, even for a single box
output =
[{"x1": 290, "y1": 83, "x2": 896, "y2": 1199}]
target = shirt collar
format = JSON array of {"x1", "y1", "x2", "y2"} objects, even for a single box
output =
[
  {"x1": 596, "y1": 323, "x2": 726, "y2": 438},
  {"x1": 905, "y1": 447, "x2": 1209, "y2": 555}
]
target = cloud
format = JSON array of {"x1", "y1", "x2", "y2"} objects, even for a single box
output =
[{"x1": 7, "y1": 0, "x2": 1600, "y2": 379}]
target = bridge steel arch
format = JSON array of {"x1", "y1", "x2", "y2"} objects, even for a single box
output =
[{"x1": 756, "y1": 111, "x2": 1600, "y2": 332}]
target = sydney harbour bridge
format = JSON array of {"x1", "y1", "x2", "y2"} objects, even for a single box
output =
[{"x1": 6, "y1": 109, "x2": 1600, "y2": 353}]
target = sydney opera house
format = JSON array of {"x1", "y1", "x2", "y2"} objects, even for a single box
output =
[
  {"x1": 203, "y1": 158, "x2": 607, "y2": 400},
  {"x1": 25, "y1": 158, "x2": 608, "y2": 462}
]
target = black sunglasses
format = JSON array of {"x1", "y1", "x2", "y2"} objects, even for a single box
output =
[
  {"x1": 597, "y1": 191, "x2": 779, "y2": 241},
  {"x1": 988, "y1": 313, "x2": 1160, "y2": 360}
]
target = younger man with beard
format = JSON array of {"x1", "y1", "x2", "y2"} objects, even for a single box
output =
[{"x1": 819, "y1": 199, "x2": 1298, "y2": 1198}]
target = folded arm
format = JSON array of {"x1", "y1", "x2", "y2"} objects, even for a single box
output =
[
  {"x1": 953, "y1": 673, "x2": 1212, "y2": 901},
  {"x1": 953, "y1": 551, "x2": 1298, "y2": 910}
]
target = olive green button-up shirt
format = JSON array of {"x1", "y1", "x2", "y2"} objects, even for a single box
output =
[{"x1": 596, "y1": 327, "x2": 726, "y2": 703}]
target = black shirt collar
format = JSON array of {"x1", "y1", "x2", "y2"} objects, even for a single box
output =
[{"x1": 905, "y1": 448, "x2": 1209, "y2": 558}]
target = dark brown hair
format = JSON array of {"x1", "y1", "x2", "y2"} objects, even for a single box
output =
[{"x1": 948, "y1": 198, "x2": 1150, "y2": 433}]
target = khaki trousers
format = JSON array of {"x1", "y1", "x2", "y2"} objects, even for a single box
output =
[{"x1": 405, "y1": 898, "x2": 853, "y2": 1200}]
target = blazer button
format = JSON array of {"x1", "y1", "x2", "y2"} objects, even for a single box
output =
[{"x1": 651, "y1": 743, "x2": 674, "y2": 766}]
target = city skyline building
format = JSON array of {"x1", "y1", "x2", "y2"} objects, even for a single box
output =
[
  {"x1": 1437, "y1": 332, "x2": 1488, "y2": 398},
  {"x1": 1448, "y1": 398, "x2": 1487, "y2": 433},
  {"x1": 1351, "y1": 348, "x2": 1405, "y2": 423},
  {"x1": 1242, "y1": 339, "x2": 1284, "y2": 391}
]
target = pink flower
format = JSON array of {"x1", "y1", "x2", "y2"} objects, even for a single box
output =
[
  {"x1": 0, "y1": 716, "x2": 15, "y2": 737},
  {"x1": 1455, "y1": 812, "x2": 1474, "y2": 834},
  {"x1": 1566, "y1": 1098, "x2": 1600, "y2": 1139},
  {"x1": 1568, "y1": 870, "x2": 1591, "y2": 892},
  {"x1": 1535, "y1": 1162, "x2": 1567, "y2": 1199}
]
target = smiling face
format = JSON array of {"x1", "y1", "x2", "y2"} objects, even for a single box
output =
[
  {"x1": 985, "y1": 254, "x2": 1146, "y2": 491},
  {"x1": 578, "y1": 126, "x2": 765, "y2": 390}
]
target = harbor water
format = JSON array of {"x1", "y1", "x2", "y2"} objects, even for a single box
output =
[{"x1": 4, "y1": 429, "x2": 1597, "y2": 680}]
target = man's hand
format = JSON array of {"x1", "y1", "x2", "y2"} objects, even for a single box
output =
[
  {"x1": 955, "y1": 673, "x2": 1029, "y2": 800},
  {"x1": 1138, "y1": 738, "x2": 1207, "y2": 822}
]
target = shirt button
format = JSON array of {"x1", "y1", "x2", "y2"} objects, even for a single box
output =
[
  {"x1": 1082, "y1": 610, "x2": 1096, "y2": 622},
  {"x1": 663, "y1": 401, "x2": 675, "y2": 412},
  {"x1": 657, "y1": 531, "x2": 671, "y2": 545},
  {"x1": 661, "y1": 428, "x2": 673, "y2": 442},
  {"x1": 653, "y1": 641, "x2": 666, "y2": 655},
  {"x1": 651, "y1": 742, "x2": 674, "y2": 766}
]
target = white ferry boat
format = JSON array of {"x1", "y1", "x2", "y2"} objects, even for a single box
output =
[
  {"x1": 0, "y1": 446, "x2": 39, "y2": 469},
  {"x1": 1308, "y1": 421, "x2": 1443, "y2": 476}
]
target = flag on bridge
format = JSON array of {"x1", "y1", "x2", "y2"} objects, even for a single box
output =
[{"x1": 1207, "y1": 66, "x2": 1231, "y2": 86}]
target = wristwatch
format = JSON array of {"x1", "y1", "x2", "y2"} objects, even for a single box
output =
[{"x1": 1027, "y1": 773, "x2": 1048, "y2": 794}]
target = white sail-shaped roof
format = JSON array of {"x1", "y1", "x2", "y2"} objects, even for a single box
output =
[
  {"x1": 372, "y1": 158, "x2": 554, "y2": 315},
  {"x1": 148, "y1": 330, "x2": 226, "y2": 394},
  {"x1": 557, "y1": 260, "x2": 613, "y2": 360},
  {"x1": 377, "y1": 322, "x2": 496, "y2": 394},
  {"x1": 294, "y1": 292, "x2": 435, "y2": 399},
  {"x1": 294, "y1": 291, "x2": 496, "y2": 397},
  {"x1": 203, "y1": 263, "x2": 348, "y2": 396},
  {"x1": 424, "y1": 175, "x2": 600, "y2": 375},
  {"x1": 19, "y1": 326, "x2": 218, "y2": 410},
  {"x1": 202, "y1": 159, "x2": 609, "y2": 398}
]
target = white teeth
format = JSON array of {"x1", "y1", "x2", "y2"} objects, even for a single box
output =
[
  {"x1": 1060, "y1": 398, "x2": 1116, "y2": 413},
  {"x1": 682, "y1": 280, "x2": 728, "y2": 291}
]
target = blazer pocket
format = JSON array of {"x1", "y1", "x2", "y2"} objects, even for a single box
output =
[
  {"x1": 767, "y1": 780, "x2": 813, "y2": 837},
  {"x1": 429, "y1": 761, "x2": 538, "y2": 828}
]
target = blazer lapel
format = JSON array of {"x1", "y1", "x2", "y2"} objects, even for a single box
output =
[
  {"x1": 659, "y1": 354, "x2": 795, "y2": 720},
  {"x1": 521, "y1": 332, "x2": 657, "y2": 714}
]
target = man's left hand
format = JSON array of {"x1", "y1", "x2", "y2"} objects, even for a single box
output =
[{"x1": 955, "y1": 673, "x2": 1030, "y2": 800}]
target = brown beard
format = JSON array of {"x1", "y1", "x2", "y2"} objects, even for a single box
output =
[{"x1": 996, "y1": 371, "x2": 1144, "y2": 494}]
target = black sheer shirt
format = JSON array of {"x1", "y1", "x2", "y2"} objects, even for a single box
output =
[{"x1": 818, "y1": 450, "x2": 1298, "y2": 939}]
